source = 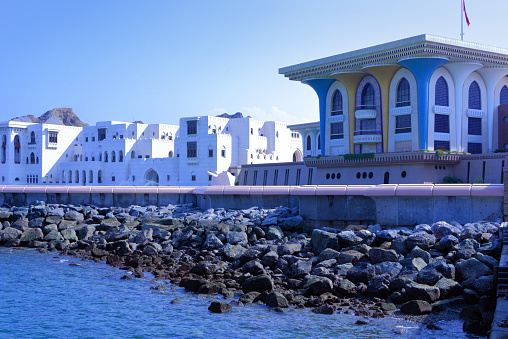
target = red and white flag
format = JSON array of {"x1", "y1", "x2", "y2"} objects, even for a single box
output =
[{"x1": 463, "y1": 0, "x2": 470, "y2": 26}]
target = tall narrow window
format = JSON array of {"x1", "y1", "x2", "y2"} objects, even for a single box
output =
[
  {"x1": 104, "y1": 151, "x2": 108, "y2": 162},
  {"x1": 187, "y1": 142, "x2": 197, "y2": 158},
  {"x1": 98, "y1": 128, "x2": 106, "y2": 141},
  {"x1": 253, "y1": 170, "x2": 258, "y2": 186},
  {"x1": 14, "y1": 135, "x2": 20, "y2": 164},
  {"x1": 501, "y1": 85, "x2": 508, "y2": 105},
  {"x1": 243, "y1": 170, "x2": 248, "y2": 185},
  {"x1": 131, "y1": 151, "x2": 135, "y2": 159},
  {"x1": 187, "y1": 120, "x2": 197, "y2": 135},
  {"x1": 331, "y1": 123, "x2": 344, "y2": 139},
  {"x1": 306, "y1": 135, "x2": 311, "y2": 151},
  {"x1": 30, "y1": 131, "x2": 36, "y2": 144},
  {"x1": 98, "y1": 170, "x2": 102, "y2": 183},
  {"x1": 119, "y1": 151, "x2": 123, "y2": 162},
  {"x1": 395, "y1": 115, "x2": 411, "y2": 134},
  {"x1": 1, "y1": 135, "x2": 6, "y2": 163},
  {"x1": 468, "y1": 117, "x2": 482, "y2": 135},
  {"x1": 48, "y1": 131, "x2": 58, "y2": 144},
  {"x1": 396, "y1": 78, "x2": 410, "y2": 107},
  {"x1": 273, "y1": 169, "x2": 278, "y2": 185},
  {"x1": 434, "y1": 114, "x2": 450, "y2": 133},
  {"x1": 468, "y1": 81, "x2": 481, "y2": 109},
  {"x1": 317, "y1": 135, "x2": 321, "y2": 150},
  {"x1": 435, "y1": 76, "x2": 449, "y2": 106},
  {"x1": 30, "y1": 152, "x2": 35, "y2": 164},
  {"x1": 284, "y1": 169, "x2": 289, "y2": 186},
  {"x1": 111, "y1": 151, "x2": 116, "y2": 162},
  {"x1": 262, "y1": 170, "x2": 268, "y2": 186},
  {"x1": 361, "y1": 83, "x2": 375, "y2": 109},
  {"x1": 331, "y1": 90, "x2": 343, "y2": 116}
]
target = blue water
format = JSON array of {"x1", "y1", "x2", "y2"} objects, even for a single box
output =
[{"x1": 0, "y1": 248, "x2": 471, "y2": 339}]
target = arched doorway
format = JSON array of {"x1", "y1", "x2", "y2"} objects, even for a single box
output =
[
  {"x1": 145, "y1": 169, "x2": 159, "y2": 186},
  {"x1": 292, "y1": 149, "x2": 303, "y2": 162},
  {"x1": 384, "y1": 172, "x2": 390, "y2": 184}
]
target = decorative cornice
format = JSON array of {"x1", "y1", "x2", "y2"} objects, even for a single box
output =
[
  {"x1": 353, "y1": 134, "x2": 382, "y2": 144},
  {"x1": 327, "y1": 115, "x2": 344, "y2": 123}
]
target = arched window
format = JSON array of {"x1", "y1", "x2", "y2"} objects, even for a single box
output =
[
  {"x1": 82, "y1": 170, "x2": 86, "y2": 185},
  {"x1": 1, "y1": 135, "x2": 6, "y2": 163},
  {"x1": 168, "y1": 151, "x2": 173, "y2": 157},
  {"x1": 396, "y1": 78, "x2": 410, "y2": 107},
  {"x1": 131, "y1": 151, "x2": 135, "y2": 159},
  {"x1": 99, "y1": 153, "x2": 102, "y2": 161},
  {"x1": 501, "y1": 85, "x2": 508, "y2": 105},
  {"x1": 104, "y1": 151, "x2": 108, "y2": 162},
  {"x1": 435, "y1": 76, "x2": 449, "y2": 106},
  {"x1": 30, "y1": 152, "x2": 35, "y2": 164},
  {"x1": 361, "y1": 83, "x2": 375, "y2": 108},
  {"x1": 30, "y1": 131, "x2": 36, "y2": 144},
  {"x1": 89, "y1": 170, "x2": 93, "y2": 183},
  {"x1": 119, "y1": 150, "x2": 123, "y2": 162},
  {"x1": 331, "y1": 90, "x2": 343, "y2": 116},
  {"x1": 98, "y1": 170, "x2": 102, "y2": 184},
  {"x1": 14, "y1": 135, "x2": 20, "y2": 164},
  {"x1": 306, "y1": 135, "x2": 312, "y2": 151},
  {"x1": 68, "y1": 170, "x2": 72, "y2": 183},
  {"x1": 75, "y1": 170, "x2": 79, "y2": 183},
  {"x1": 111, "y1": 151, "x2": 116, "y2": 162},
  {"x1": 61, "y1": 170, "x2": 66, "y2": 183},
  {"x1": 36, "y1": 156, "x2": 39, "y2": 164},
  {"x1": 468, "y1": 81, "x2": 481, "y2": 109},
  {"x1": 317, "y1": 134, "x2": 321, "y2": 150}
]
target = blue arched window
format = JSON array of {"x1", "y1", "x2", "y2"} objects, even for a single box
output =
[
  {"x1": 501, "y1": 85, "x2": 508, "y2": 105},
  {"x1": 306, "y1": 135, "x2": 311, "y2": 151},
  {"x1": 331, "y1": 90, "x2": 343, "y2": 115},
  {"x1": 396, "y1": 78, "x2": 410, "y2": 107},
  {"x1": 361, "y1": 84, "x2": 375, "y2": 108},
  {"x1": 468, "y1": 81, "x2": 481, "y2": 109},
  {"x1": 435, "y1": 76, "x2": 449, "y2": 106}
]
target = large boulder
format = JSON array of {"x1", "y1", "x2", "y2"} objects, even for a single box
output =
[
  {"x1": 456, "y1": 258, "x2": 492, "y2": 281},
  {"x1": 455, "y1": 239, "x2": 479, "y2": 260},
  {"x1": 435, "y1": 235, "x2": 459, "y2": 251},
  {"x1": 311, "y1": 229, "x2": 339, "y2": 254},
  {"x1": 416, "y1": 267, "x2": 443, "y2": 286},
  {"x1": 346, "y1": 262, "x2": 375, "y2": 284},
  {"x1": 337, "y1": 230, "x2": 363, "y2": 248},
  {"x1": 278, "y1": 242, "x2": 302, "y2": 256},
  {"x1": 336, "y1": 250, "x2": 364, "y2": 265},
  {"x1": 19, "y1": 228, "x2": 43, "y2": 242},
  {"x1": 61, "y1": 229, "x2": 78, "y2": 242},
  {"x1": 0, "y1": 227, "x2": 22, "y2": 242},
  {"x1": 291, "y1": 259, "x2": 313, "y2": 278},
  {"x1": 266, "y1": 226, "x2": 284, "y2": 240},
  {"x1": 278, "y1": 215, "x2": 303, "y2": 231},
  {"x1": 366, "y1": 274, "x2": 391, "y2": 298},
  {"x1": 376, "y1": 229, "x2": 398, "y2": 242},
  {"x1": 431, "y1": 221, "x2": 461, "y2": 240},
  {"x1": 203, "y1": 233, "x2": 223, "y2": 250},
  {"x1": 78, "y1": 225, "x2": 96, "y2": 241},
  {"x1": 226, "y1": 231, "x2": 248, "y2": 245},
  {"x1": 208, "y1": 301, "x2": 232, "y2": 313},
  {"x1": 221, "y1": 244, "x2": 246, "y2": 260},
  {"x1": 400, "y1": 300, "x2": 432, "y2": 315},
  {"x1": 64, "y1": 210, "x2": 84, "y2": 222},
  {"x1": 242, "y1": 275, "x2": 273, "y2": 293},
  {"x1": 317, "y1": 248, "x2": 341, "y2": 262},
  {"x1": 404, "y1": 281, "x2": 440, "y2": 302},
  {"x1": 435, "y1": 278, "x2": 463, "y2": 299},
  {"x1": 473, "y1": 275, "x2": 495, "y2": 295},
  {"x1": 369, "y1": 248, "x2": 399, "y2": 264},
  {"x1": 303, "y1": 275, "x2": 333, "y2": 295},
  {"x1": 265, "y1": 292, "x2": 289, "y2": 308},
  {"x1": 406, "y1": 231, "x2": 436, "y2": 251}
]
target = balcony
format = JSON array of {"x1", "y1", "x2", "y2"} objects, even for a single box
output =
[
  {"x1": 391, "y1": 106, "x2": 412, "y2": 116},
  {"x1": 354, "y1": 109, "x2": 377, "y2": 120},
  {"x1": 327, "y1": 115, "x2": 344, "y2": 123},
  {"x1": 353, "y1": 134, "x2": 382, "y2": 144},
  {"x1": 467, "y1": 109, "x2": 485, "y2": 118},
  {"x1": 433, "y1": 105, "x2": 453, "y2": 115}
]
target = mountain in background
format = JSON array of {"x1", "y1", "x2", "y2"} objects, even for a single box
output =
[{"x1": 10, "y1": 108, "x2": 89, "y2": 127}]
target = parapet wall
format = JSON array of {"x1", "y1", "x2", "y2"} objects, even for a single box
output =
[{"x1": 0, "y1": 184, "x2": 504, "y2": 227}]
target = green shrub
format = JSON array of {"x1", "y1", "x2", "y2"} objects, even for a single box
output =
[
  {"x1": 436, "y1": 150, "x2": 444, "y2": 158},
  {"x1": 344, "y1": 153, "x2": 375, "y2": 161},
  {"x1": 443, "y1": 175, "x2": 463, "y2": 184},
  {"x1": 474, "y1": 176, "x2": 484, "y2": 184}
]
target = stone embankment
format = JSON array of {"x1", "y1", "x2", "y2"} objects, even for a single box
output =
[{"x1": 0, "y1": 202, "x2": 503, "y2": 336}]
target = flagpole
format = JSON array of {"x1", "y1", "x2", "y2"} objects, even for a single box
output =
[{"x1": 461, "y1": 0, "x2": 464, "y2": 41}]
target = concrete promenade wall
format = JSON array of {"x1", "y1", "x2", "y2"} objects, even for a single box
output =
[{"x1": 0, "y1": 184, "x2": 504, "y2": 227}]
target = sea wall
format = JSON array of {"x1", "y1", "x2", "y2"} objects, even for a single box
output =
[{"x1": 0, "y1": 184, "x2": 504, "y2": 227}]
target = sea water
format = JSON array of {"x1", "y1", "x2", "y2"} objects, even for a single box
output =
[{"x1": 0, "y1": 248, "x2": 472, "y2": 339}]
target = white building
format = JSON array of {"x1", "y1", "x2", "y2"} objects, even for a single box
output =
[{"x1": 0, "y1": 114, "x2": 302, "y2": 186}]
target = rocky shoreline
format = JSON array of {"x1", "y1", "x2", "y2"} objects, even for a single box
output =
[{"x1": 0, "y1": 202, "x2": 503, "y2": 336}]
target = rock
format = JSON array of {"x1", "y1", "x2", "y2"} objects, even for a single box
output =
[
  {"x1": 181, "y1": 278, "x2": 208, "y2": 292},
  {"x1": 78, "y1": 225, "x2": 96, "y2": 241},
  {"x1": 414, "y1": 224, "x2": 432, "y2": 233},
  {"x1": 410, "y1": 246, "x2": 431, "y2": 264},
  {"x1": 335, "y1": 278, "x2": 356, "y2": 295},
  {"x1": 261, "y1": 251, "x2": 278, "y2": 268},
  {"x1": 44, "y1": 230, "x2": 63, "y2": 241},
  {"x1": 98, "y1": 218, "x2": 121, "y2": 231},
  {"x1": 42, "y1": 224, "x2": 58, "y2": 235},
  {"x1": 337, "y1": 230, "x2": 363, "y2": 247},
  {"x1": 400, "y1": 300, "x2": 432, "y2": 315},
  {"x1": 19, "y1": 228, "x2": 43, "y2": 242},
  {"x1": 265, "y1": 292, "x2": 289, "y2": 308},
  {"x1": 11, "y1": 218, "x2": 29, "y2": 232},
  {"x1": 278, "y1": 242, "x2": 302, "y2": 256},
  {"x1": 317, "y1": 248, "x2": 341, "y2": 262},
  {"x1": 369, "y1": 248, "x2": 398, "y2": 264},
  {"x1": 239, "y1": 291, "x2": 260, "y2": 304},
  {"x1": 221, "y1": 244, "x2": 246, "y2": 260},
  {"x1": 242, "y1": 260, "x2": 266, "y2": 276},
  {"x1": 208, "y1": 301, "x2": 232, "y2": 313},
  {"x1": 435, "y1": 278, "x2": 463, "y2": 299},
  {"x1": 261, "y1": 215, "x2": 278, "y2": 226},
  {"x1": 242, "y1": 275, "x2": 273, "y2": 293},
  {"x1": 0, "y1": 227, "x2": 22, "y2": 242},
  {"x1": 336, "y1": 250, "x2": 363, "y2": 265},
  {"x1": 45, "y1": 215, "x2": 63, "y2": 225},
  {"x1": 373, "y1": 261, "x2": 402, "y2": 277},
  {"x1": 64, "y1": 210, "x2": 84, "y2": 222},
  {"x1": 61, "y1": 229, "x2": 78, "y2": 242},
  {"x1": 366, "y1": 275, "x2": 391, "y2": 298},
  {"x1": 278, "y1": 215, "x2": 303, "y2": 231},
  {"x1": 28, "y1": 217, "x2": 45, "y2": 229},
  {"x1": 346, "y1": 262, "x2": 375, "y2": 284},
  {"x1": 203, "y1": 233, "x2": 223, "y2": 250},
  {"x1": 312, "y1": 305, "x2": 334, "y2": 314},
  {"x1": 473, "y1": 275, "x2": 494, "y2": 295},
  {"x1": 416, "y1": 267, "x2": 443, "y2": 286},
  {"x1": 435, "y1": 235, "x2": 459, "y2": 251},
  {"x1": 405, "y1": 281, "x2": 440, "y2": 302},
  {"x1": 406, "y1": 231, "x2": 436, "y2": 251},
  {"x1": 198, "y1": 282, "x2": 226, "y2": 294},
  {"x1": 226, "y1": 231, "x2": 248, "y2": 245},
  {"x1": 303, "y1": 275, "x2": 333, "y2": 295},
  {"x1": 311, "y1": 229, "x2": 339, "y2": 254},
  {"x1": 456, "y1": 258, "x2": 492, "y2": 281},
  {"x1": 291, "y1": 259, "x2": 313, "y2": 278},
  {"x1": 391, "y1": 235, "x2": 408, "y2": 255},
  {"x1": 266, "y1": 226, "x2": 284, "y2": 240},
  {"x1": 455, "y1": 239, "x2": 479, "y2": 260},
  {"x1": 376, "y1": 229, "x2": 398, "y2": 242},
  {"x1": 133, "y1": 229, "x2": 153, "y2": 245},
  {"x1": 431, "y1": 221, "x2": 461, "y2": 240},
  {"x1": 58, "y1": 220, "x2": 77, "y2": 231},
  {"x1": 0, "y1": 211, "x2": 13, "y2": 222}
]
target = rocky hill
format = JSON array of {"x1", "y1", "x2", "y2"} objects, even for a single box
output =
[{"x1": 10, "y1": 108, "x2": 88, "y2": 127}]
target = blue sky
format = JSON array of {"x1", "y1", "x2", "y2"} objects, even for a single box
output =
[{"x1": 1, "y1": 0, "x2": 507, "y2": 126}]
